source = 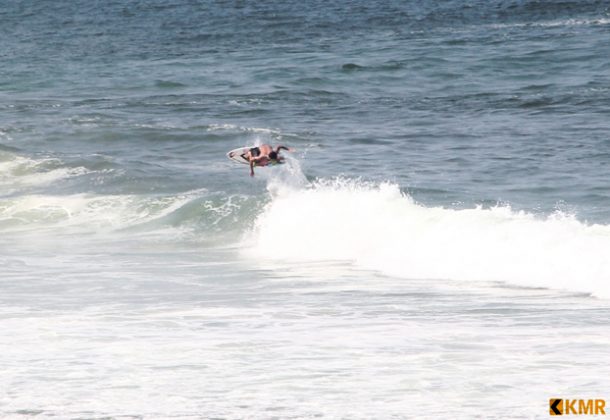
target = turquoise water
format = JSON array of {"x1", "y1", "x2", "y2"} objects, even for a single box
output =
[{"x1": 2, "y1": 1, "x2": 610, "y2": 418}]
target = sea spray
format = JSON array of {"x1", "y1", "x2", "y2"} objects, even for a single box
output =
[
  {"x1": 263, "y1": 155, "x2": 309, "y2": 196},
  {"x1": 249, "y1": 178, "x2": 610, "y2": 297}
]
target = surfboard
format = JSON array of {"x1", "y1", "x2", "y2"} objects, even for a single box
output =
[
  {"x1": 226, "y1": 146, "x2": 286, "y2": 166},
  {"x1": 226, "y1": 146, "x2": 253, "y2": 165}
]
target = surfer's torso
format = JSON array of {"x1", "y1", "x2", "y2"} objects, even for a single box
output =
[{"x1": 248, "y1": 145, "x2": 274, "y2": 166}]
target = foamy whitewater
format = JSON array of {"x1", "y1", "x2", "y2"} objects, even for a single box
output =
[
  {"x1": 2, "y1": 0, "x2": 610, "y2": 418},
  {"x1": 251, "y1": 174, "x2": 610, "y2": 298}
]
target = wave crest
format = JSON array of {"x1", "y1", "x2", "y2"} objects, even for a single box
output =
[{"x1": 248, "y1": 178, "x2": 610, "y2": 298}]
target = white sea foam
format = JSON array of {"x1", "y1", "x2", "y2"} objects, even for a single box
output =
[
  {"x1": 0, "y1": 129, "x2": 13, "y2": 142},
  {"x1": 208, "y1": 123, "x2": 283, "y2": 150},
  {"x1": 489, "y1": 17, "x2": 610, "y2": 30},
  {"x1": 0, "y1": 190, "x2": 205, "y2": 233},
  {"x1": 248, "y1": 178, "x2": 610, "y2": 298},
  {"x1": 206, "y1": 123, "x2": 284, "y2": 136},
  {"x1": 0, "y1": 153, "x2": 90, "y2": 193}
]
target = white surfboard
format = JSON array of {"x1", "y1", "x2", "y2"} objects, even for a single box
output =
[
  {"x1": 226, "y1": 146, "x2": 287, "y2": 166},
  {"x1": 226, "y1": 146, "x2": 253, "y2": 165}
]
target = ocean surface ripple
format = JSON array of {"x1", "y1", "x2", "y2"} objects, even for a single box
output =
[{"x1": 2, "y1": 0, "x2": 610, "y2": 418}]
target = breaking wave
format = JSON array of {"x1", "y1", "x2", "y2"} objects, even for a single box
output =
[
  {"x1": 248, "y1": 177, "x2": 610, "y2": 298},
  {"x1": 3, "y1": 149, "x2": 610, "y2": 298},
  {"x1": 0, "y1": 151, "x2": 90, "y2": 194}
]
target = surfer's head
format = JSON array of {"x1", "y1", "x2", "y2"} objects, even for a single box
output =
[{"x1": 268, "y1": 151, "x2": 278, "y2": 160}]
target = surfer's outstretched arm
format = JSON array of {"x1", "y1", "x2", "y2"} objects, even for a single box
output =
[
  {"x1": 249, "y1": 160, "x2": 255, "y2": 177},
  {"x1": 275, "y1": 145, "x2": 292, "y2": 153}
]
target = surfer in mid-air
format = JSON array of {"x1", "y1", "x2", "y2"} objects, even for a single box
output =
[{"x1": 243, "y1": 144, "x2": 292, "y2": 176}]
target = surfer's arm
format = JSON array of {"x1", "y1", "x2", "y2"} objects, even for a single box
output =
[
  {"x1": 275, "y1": 145, "x2": 293, "y2": 153},
  {"x1": 249, "y1": 160, "x2": 255, "y2": 176}
]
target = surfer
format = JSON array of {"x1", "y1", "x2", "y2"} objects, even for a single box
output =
[{"x1": 245, "y1": 144, "x2": 292, "y2": 176}]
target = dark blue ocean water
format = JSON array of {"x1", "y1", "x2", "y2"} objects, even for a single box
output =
[
  {"x1": 3, "y1": 0, "x2": 610, "y2": 217},
  {"x1": 2, "y1": 1, "x2": 610, "y2": 418}
]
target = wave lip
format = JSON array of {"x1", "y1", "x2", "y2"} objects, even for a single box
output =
[
  {"x1": 0, "y1": 152, "x2": 90, "y2": 193},
  {"x1": 0, "y1": 191, "x2": 202, "y2": 233},
  {"x1": 249, "y1": 179, "x2": 610, "y2": 298}
]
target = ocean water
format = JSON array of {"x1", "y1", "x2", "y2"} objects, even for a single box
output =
[{"x1": 2, "y1": 0, "x2": 610, "y2": 418}]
